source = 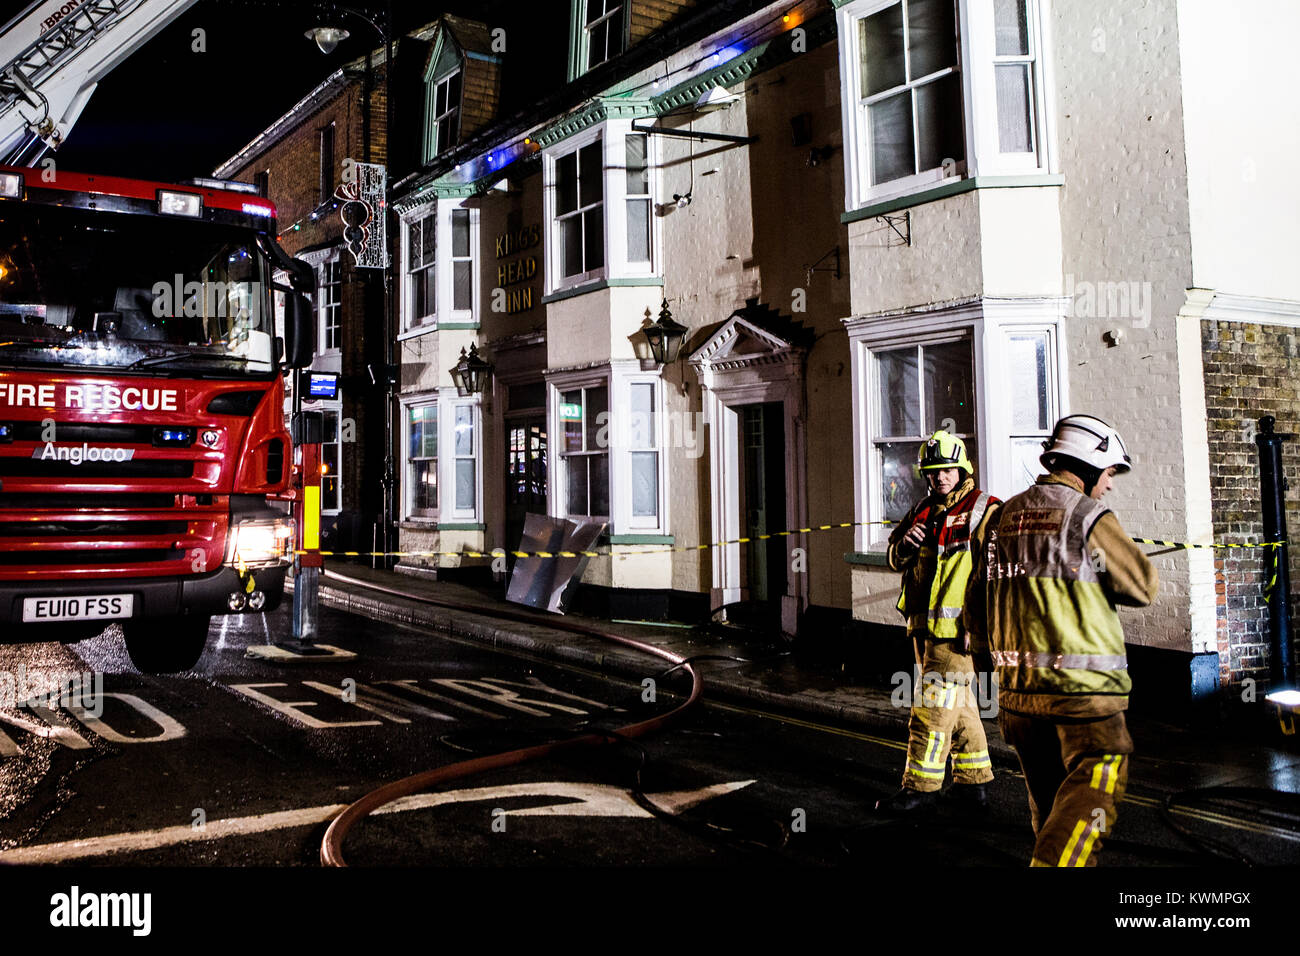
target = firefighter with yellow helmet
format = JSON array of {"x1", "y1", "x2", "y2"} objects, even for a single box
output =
[
  {"x1": 976, "y1": 414, "x2": 1157, "y2": 866},
  {"x1": 876, "y1": 430, "x2": 1000, "y2": 813}
]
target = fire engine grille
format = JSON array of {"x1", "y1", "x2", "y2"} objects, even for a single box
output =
[
  {"x1": 0, "y1": 520, "x2": 188, "y2": 537},
  {"x1": 0, "y1": 493, "x2": 177, "y2": 510},
  {"x1": 0, "y1": 458, "x2": 194, "y2": 479},
  {"x1": 6, "y1": 422, "x2": 159, "y2": 444},
  {"x1": 0, "y1": 549, "x2": 185, "y2": 566}
]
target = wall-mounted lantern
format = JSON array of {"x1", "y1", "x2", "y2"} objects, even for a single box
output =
[
  {"x1": 450, "y1": 343, "x2": 493, "y2": 396},
  {"x1": 640, "y1": 299, "x2": 689, "y2": 366}
]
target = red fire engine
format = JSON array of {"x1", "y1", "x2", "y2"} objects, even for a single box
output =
[{"x1": 0, "y1": 166, "x2": 316, "y2": 671}]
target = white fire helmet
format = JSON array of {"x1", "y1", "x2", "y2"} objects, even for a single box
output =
[{"x1": 1040, "y1": 415, "x2": 1132, "y2": 474}]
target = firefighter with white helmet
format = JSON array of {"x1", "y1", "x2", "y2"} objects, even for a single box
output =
[
  {"x1": 973, "y1": 414, "x2": 1157, "y2": 865},
  {"x1": 876, "y1": 430, "x2": 1000, "y2": 813}
]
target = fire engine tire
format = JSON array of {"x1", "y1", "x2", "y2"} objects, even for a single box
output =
[{"x1": 123, "y1": 615, "x2": 212, "y2": 674}]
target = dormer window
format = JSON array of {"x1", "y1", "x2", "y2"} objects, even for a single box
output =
[
  {"x1": 432, "y1": 70, "x2": 462, "y2": 155},
  {"x1": 585, "y1": 0, "x2": 626, "y2": 69}
]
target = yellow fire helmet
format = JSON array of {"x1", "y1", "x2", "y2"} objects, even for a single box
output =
[{"x1": 916, "y1": 430, "x2": 973, "y2": 476}]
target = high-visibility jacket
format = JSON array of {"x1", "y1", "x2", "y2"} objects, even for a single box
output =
[
  {"x1": 986, "y1": 478, "x2": 1145, "y2": 716},
  {"x1": 893, "y1": 485, "x2": 995, "y2": 640}
]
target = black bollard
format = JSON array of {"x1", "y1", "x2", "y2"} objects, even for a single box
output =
[{"x1": 1255, "y1": 416, "x2": 1294, "y2": 688}]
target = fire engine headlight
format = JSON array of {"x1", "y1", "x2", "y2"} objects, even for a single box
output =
[
  {"x1": 227, "y1": 518, "x2": 293, "y2": 568},
  {"x1": 0, "y1": 173, "x2": 23, "y2": 198}
]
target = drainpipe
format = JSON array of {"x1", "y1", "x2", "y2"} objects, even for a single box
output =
[{"x1": 1255, "y1": 415, "x2": 1293, "y2": 688}]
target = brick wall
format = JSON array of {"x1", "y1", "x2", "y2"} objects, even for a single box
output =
[
  {"x1": 226, "y1": 72, "x2": 391, "y2": 550},
  {"x1": 1202, "y1": 319, "x2": 1300, "y2": 688}
]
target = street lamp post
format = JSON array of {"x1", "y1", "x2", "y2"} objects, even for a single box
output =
[{"x1": 307, "y1": 3, "x2": 398, "y2": 570}]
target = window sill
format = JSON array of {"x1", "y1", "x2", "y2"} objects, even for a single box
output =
[
  {"x1": 398, "y1": 520, "x2": 485, "y2": 531},
  {"x1": 541, "y1": 276, "x2": 663, "y2": 305},
  {"x1": 398, "y1": 323, "x2": 439, "y2": 342},
  {"x1": 609, "y1": 533, "x2": 674, "y2": 545},
  {"x1": 844, "y1": 550, "x2": 890, "y2": 567},
  {"x1": 841, "y1": 174, "x2": 1065, "y2": 225}
]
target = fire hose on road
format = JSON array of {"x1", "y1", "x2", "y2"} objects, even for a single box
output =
[{"x1": 317, "y1": 568, "x2": 706, "y2": 867}]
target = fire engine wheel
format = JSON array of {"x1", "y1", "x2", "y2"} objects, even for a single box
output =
[{"x1": 123, "y1": 615, "x2": 212, "y2": 674}]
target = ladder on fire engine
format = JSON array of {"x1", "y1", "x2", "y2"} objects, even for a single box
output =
[{"x1": 0, "y1": 0, "x2": 198, "y2": 165}]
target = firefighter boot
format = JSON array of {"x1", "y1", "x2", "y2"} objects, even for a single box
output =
[
  {"x1": 874, "y1": 787, "x2": 938, "y2": 814},
  {"x1": 941, "y1": 782, "x2": 989, "y2": 814}
]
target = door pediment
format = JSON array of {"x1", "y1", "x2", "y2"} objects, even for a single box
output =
[{"x1": 688, "y1": 313, "x2": 808, "y2": 371}]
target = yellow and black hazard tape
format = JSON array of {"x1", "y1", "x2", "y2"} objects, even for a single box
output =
[
  {"x1": 1132, "y1": 537, "x2": 1285, "y2": 550},
  {"x1": 294, "y1": 520, "x2": 1287, "y2": 560}
]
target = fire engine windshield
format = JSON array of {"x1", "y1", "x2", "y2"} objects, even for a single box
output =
[{"x1": 0, "y1": 203, "x2": 276, "y2": 377}]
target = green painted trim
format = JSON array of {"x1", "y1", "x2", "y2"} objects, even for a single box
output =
[
  {"x1": 540, "y1": 276, "x2": 663, "y2": 305},
  {"x1": 436, "y1": 321, "x2": 481, "y2": 330},
  {"x1": 830, "y1": 0, "x2": 854, "y2": 7},
  {"x1": 610, "y1": 534, "x2": 675, "y2": 545},
  {"x1": 841, "y1": 175, "x2": 1066, "y2": 224},
  {"x1": 466, "y1": 51, "x2": 502, "y2": 64},
  {"x1": 436, "y1": 522, "x2": 486, "y2": 531},
  {"x1": 844, "y1": 550, "x2": 890, "y2": 567},
  {"x1": 532, "y1": 96, "x2": 656, "y2": 151}
]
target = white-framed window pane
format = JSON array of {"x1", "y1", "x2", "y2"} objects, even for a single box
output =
[
  {"x1": 421, "y1": 216, "x2": 437, "y2": 262},
  {"x1": 567, "y1": 458, "x2": 589, "y2": 514},
  {"x1": 590, "y1": 455, "x2": 610, "y2": 516},
  {"x1": 322, "y1": 409, "x2": 341, "y2": 512},
  {"x1": 908, "y1": 0, "x2": 957, "y2": 78},
  {"x1": 454, "y1": 404, "x2": 474, "y2": 456},
  {"x1": 626, "y1": 199, "x2": 650, "y2": 263},
  {"x1": 631, "y1": 451, "x2": 658, "y2": 517},
  {"x1": 869, "y1": 92, "x2": 915, "y2": 185},
  {"x1": 1011, "y1": 435, "x2": 1045, "y2": 488},
  {"x1": 562, "y1": 389, "x2": 583, "y2": 452},
  {"x1": 556, "y1": 153, "x2": 578, "y2": 214},
  {"x1": 585, "y1": 385, "x2": 608, "y2": 450},
  {"x1": 452, "y1": 209, "x2": 470, "y2": 257},
  {"x1": 878, "y1": 347, "x2": 920, "y2": 435},
  {"x1": 453, "y1": 262, "x2": 472, "y2": 311},
  {"x1": 413, "y1": 460, "x2": 437, "y2": 512},
  {"x1": 579, "y1": 143, "x2": 603, "y2": 206},
  {"x1": 1008, "y1": 333, "x2": 1050, "y2": 431},
  {"x1": 994, "y1": 0, "x2": 1029, "y2": 55},
  {"x1": 995, "y1": 63, "x2": 1034, "y2": 152},
  {"x1": 860, "y1": 3, "x2": 906, "y2": 97},
  {"x1": 630, "y1": 382, "x2": 655, "y2": 447},
  {"x1": 923, "y1": 339, "x2": 975, "y2": 433},
  {"x1": 583, "y1": 207, "x2": 605, "y2": 270},
  {"x1": 409, "y1": 405, "x2": 437, "y2": 458},
  {"x1": 455, "y1": 459, "x2": 476, "y2": 510},
  {"x1": 562, "y1": 217, "x2": 583, "y2": 277},
  {"x1": 879, "y1": 441, "x2": 928, "y2": 523},
  {"x1": 915, "y1": 73, "x2": 965, "y2": 171}
]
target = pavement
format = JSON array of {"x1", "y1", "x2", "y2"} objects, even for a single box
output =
[{"x1": 303, "y1": 562, "x2": 1300, "y2": 809}]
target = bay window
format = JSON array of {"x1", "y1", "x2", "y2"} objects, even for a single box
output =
[
  {"x1": 402, "y1": 395, "x2": 483, "y2": 522},
  {"x1": 401, "y1": 201, "x2": 479, "y2": 332},
  {"x1": 543, "y1": 121, "x2": 660, "y2": 294},
  {"x1": 846, "y1": 299, "x2": 1065, "y2": 550},
  {"x1": 837, "y1": 0, "x2": 1056, "y2": 210},
  {"x1": 560, "y1": 384, "x2": 610, "y2": 519}
]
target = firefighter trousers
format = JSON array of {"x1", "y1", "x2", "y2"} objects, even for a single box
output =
[
  {"x1": 998, "y1": 710, "x2": 1133, "y2": 867},
  {"x1": 901, "y1": 636, "x2": 994, "y2": 792}
]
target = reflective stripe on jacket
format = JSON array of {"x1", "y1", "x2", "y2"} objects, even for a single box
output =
[
  {"x1": 896, "y1": 487, "x2": 993, "y2": 640},
  {"x1": 988, "y1": 480, "x2": 1131, "y2": 705}
]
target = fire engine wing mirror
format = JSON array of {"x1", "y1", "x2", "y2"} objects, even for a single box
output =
[{"x1": 284, "y1": 293, "x2": 314, "y2": 368}]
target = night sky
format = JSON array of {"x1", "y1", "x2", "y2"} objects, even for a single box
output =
[{"x1": 1, "y1": 0, "x2": 562, "y2": 183}]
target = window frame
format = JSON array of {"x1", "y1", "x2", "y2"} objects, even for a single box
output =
[
  {"x1": 615, "y1": 371, "x2": 668, "y2": 534},
  {"x1": 400, "y1": 201, "x2": 479, "y2": 335},
  {"x1": 836, "y1": 0, "x2": 1057, "y2": 211},
  {"x1": 317, "y1": 256, "x2": 342, "y2": 353},
  {"x1": 542, "y1": 120, "x2": 661, "y2": 295},
  {"x1": 402, "y1": 398, "x2": 440, "y2": 521},
  {"x1": 320, "y1": 400, "x2": 344, "y2": 516},
  {"x1": 548, "y1": 372, "x2": 612, "y2": 523},
  {"x1": 318, "y1": 123, "x2": 335, "y2": 206},
  {"x1": 399, "y1": 392, "x2": 484, "y2": 523},
  {"x1": 845, "y1": 299, "x2": 1068, "y2": 552},
  {"x1": 576, "y1": 0, "x2": 628, "y2": 76},
  {"x1": 431, "y1": 69, "x2": 463, "y2": 157}
]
